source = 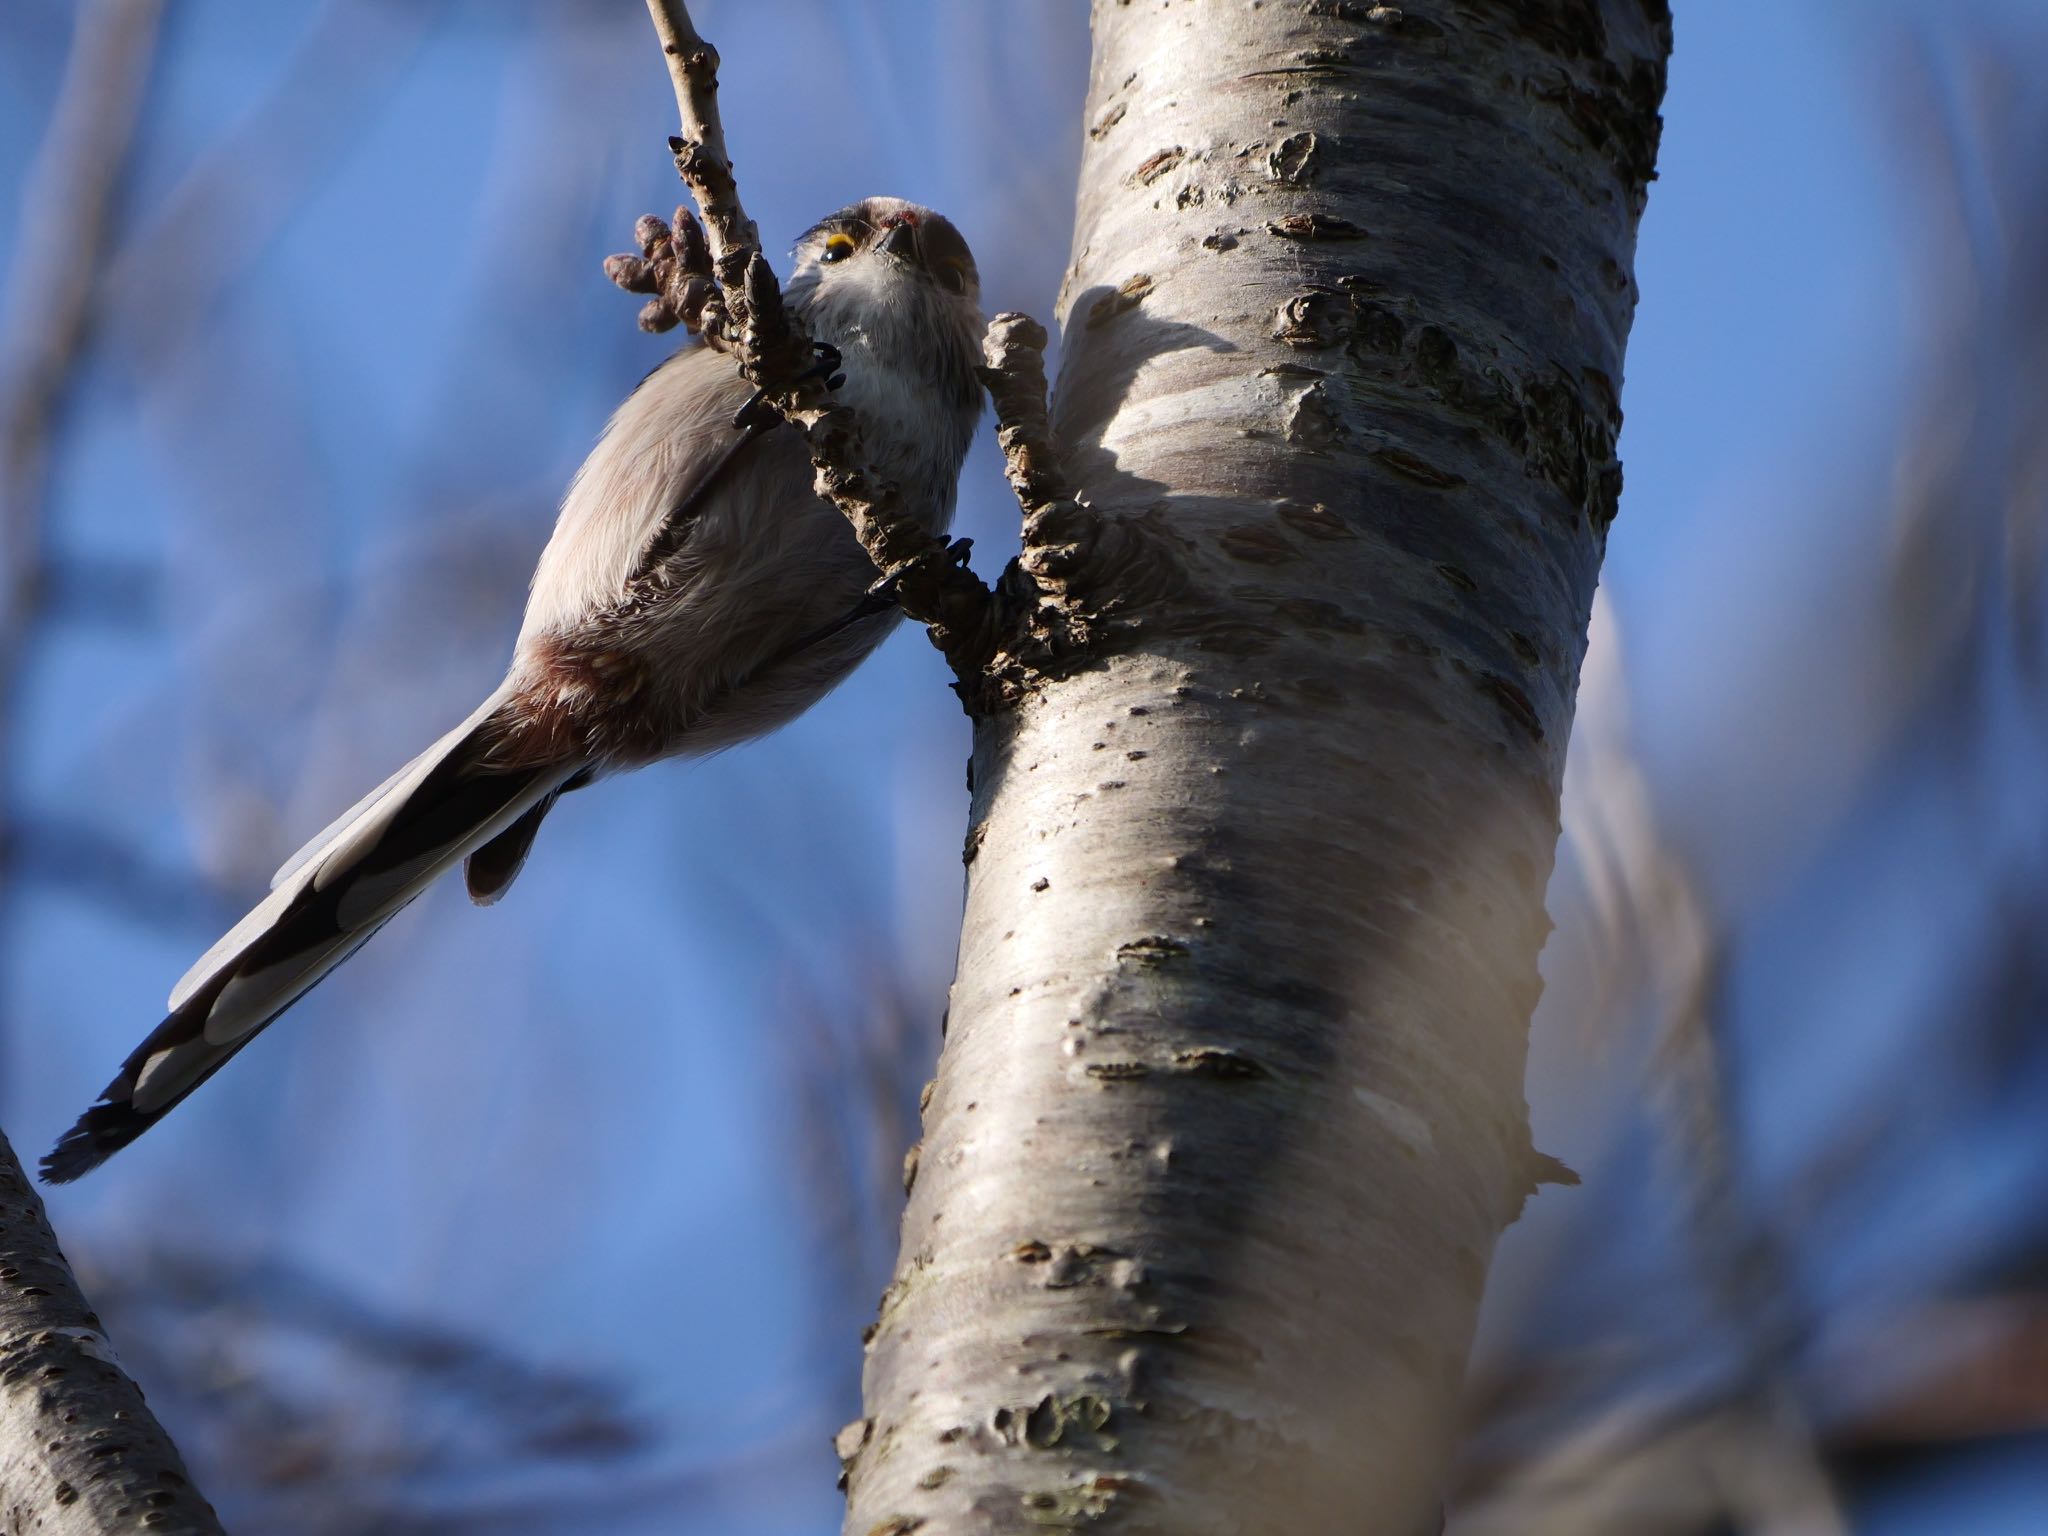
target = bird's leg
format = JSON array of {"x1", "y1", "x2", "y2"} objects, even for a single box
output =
[
  {"x1": 805, "y1": 340, "x2": 846, "y2": 391},
  {"x1": 769, "y1": 539, "x2": 975, "y2": 664},
  {"x1": 867, "y1": 536, "x2": 974, "y2": 608},
  {"x1": 729, "y1": 340, "x2": 844, "y2": 431}
]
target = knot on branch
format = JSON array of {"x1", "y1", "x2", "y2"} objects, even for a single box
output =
[
  {"x1": 663, "y1": 36, "x2": 719, "y2": 83},
  {"x1": 890, "y1": 540, "x2": 1006, "y2": 695},
  {"x1": 668, "y1": 133, "x2": 755, "y2": 260}
]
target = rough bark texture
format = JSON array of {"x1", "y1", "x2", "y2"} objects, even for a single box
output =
[
  {"x1": 842, "y1": 3, "x2": 1669, "y2": 1532},
  {"x1": 0, "y1": 1134, "x2": 223, "y2": 1534}
]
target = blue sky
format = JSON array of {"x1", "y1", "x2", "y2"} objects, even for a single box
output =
[{"x1": 4, "y1": 2, "x2": 2044, "y2": 1531}]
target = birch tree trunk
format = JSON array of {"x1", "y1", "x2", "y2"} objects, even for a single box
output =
[
  {"x1": 0, "y1": 1132, "x2": 223, "y2": 1534},
  {"x1": 841, "y1": 2, "x2": 1670, "y2": 1531}
]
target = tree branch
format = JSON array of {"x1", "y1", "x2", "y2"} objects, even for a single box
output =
[
  {"x1": 640, "y1": 0, "x2": 756, "y2": 272},
  {"x1": 976, "y1": 313, "x2": 1101, "y2": 655},
  {"x1": 632, "y1": 0, "x2": 1001, "y2": 696},
  {"x1": 0, "y1": 1130, "x2": 224, "y2": 1533}
]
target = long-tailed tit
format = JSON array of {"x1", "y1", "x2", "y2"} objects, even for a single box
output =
[{"x1": 44, "y1": 198, "x2": 983, "y2": 1181}]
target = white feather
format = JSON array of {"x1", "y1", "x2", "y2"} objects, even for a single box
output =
[
  {"x1": 131, "y1": 1040, "x2": 222, "y2": 1115},
  {"x1": 518, "y1": 349, "x2": 757, "y2": 646},
  {"x1": 168, "y1": 874, "x2": 307, "y2": 1015}
]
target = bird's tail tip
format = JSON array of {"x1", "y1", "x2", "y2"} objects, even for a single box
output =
[{"x1": 40, "y1": 1094, "x2": 149, "y2": 1184}]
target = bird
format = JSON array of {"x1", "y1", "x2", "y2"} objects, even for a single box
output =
[{"x1": 43, "y1": 197, "x2": 985, "y2": 1182}]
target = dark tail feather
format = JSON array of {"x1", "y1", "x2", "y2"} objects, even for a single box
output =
[
  {"x1": 464, "y1": 793, "x2": 558, "y2": 905},
  {"x1": 465, "y1": 766, "x2": 593, "y2": 905},
  {"x1": 41, "y1": 912, "x2": 396, "y2": 1182},
  {"x1": 43, "y1": 748, "x2": 567, "y2": 1183}
]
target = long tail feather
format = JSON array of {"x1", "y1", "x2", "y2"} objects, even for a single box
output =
[{"x1": 43, "y1": 718, "x2": 573, "y2": 1182}]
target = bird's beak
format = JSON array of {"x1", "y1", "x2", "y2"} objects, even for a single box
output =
[{"x1": 877, "y1": 220, "x2": 920, "y2": 264}]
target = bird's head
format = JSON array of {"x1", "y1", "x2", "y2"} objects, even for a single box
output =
[
  {"x1": 785, "y1": 198, "x2": 983, "y2": 387},
  {"x1": 790, "y1": 196, "x2": 979, "y2": 305}
]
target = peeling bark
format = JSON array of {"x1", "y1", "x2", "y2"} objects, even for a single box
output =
[
  {"x1": 0, "y1": 1133, "x2": 222, "y2": 1534},
  {"x1": 843, "y1": 2, "x2": 1668, "y2": 1531}
]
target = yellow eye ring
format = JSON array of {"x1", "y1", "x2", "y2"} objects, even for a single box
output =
[{"x1": 821, "y1": 233, "x2": 856, "y2": 263}]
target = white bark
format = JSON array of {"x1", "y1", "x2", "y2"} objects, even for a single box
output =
[
  {"x1": 0, "y1": 1133, "x2": 223, "y2": 1534},
  {"x1": 843, "y1": 2, "x2": 1669, "y2": 1532}
]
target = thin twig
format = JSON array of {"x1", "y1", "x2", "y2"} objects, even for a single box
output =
[
  {"x1": 641, "y1": 0, "x2": 757, "y2": 271},
  {"x1": 0, "y1": 0, "x2": 162, "y2": 794},
  {"x1": 976, "y1": 313, "x2": 1100, "y2": 632}
]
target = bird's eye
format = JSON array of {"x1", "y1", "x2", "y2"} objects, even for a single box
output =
[
  {"x1": 937, "y1": 263, "x2": 967, "y2": 295},
  {"x1": 821, "y1": 233, "x2": 856, "y2": 263}
]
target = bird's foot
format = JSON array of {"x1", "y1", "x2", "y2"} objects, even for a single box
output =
[
  {"x1": 865, "y1": 537, "x2": 974, "y2": 606},
  {"x1": 730, "y1": 342, "x2": 846, "y2": 430}
]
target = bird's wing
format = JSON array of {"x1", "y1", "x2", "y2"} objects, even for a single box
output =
[
  {"x1": 271, "y1": 346, "x2": 771, "y2": 895},
  {"x1": 516, "y1": 344, "x2": 780, "y2": 645}
]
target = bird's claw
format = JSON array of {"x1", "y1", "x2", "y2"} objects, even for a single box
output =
[
  {"x1": 804, "y1": 341, "x2": 845, "y2": 391},
  {"x1": 731, "y1": 387, "x2": 777, "y2": 431},
  {"x1": 864, "y1": 538, "x2": 974, "y2": 605},
  {"x1": 729, "y1": 340, "x2": 849, "y2": 429}
]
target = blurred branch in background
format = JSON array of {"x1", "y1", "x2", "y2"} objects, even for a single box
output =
[
  {"x1": 1802, "y1": 24, "x2": 2048, "y2": 1496},
  {"x1": 1454, "y1": 600, "x2": 1845, "y2": 1534},
  {"x1": 0, "y1": 0, "x2": 158, "y2": 635},
  {"x1": 102, "y1": 0, "x2": 442, "y2": 374},
  {"x1": 1, "y1": 4, "x2": 673, "y2": 1530},
  {"x1": 1886, "y1": 32, "x2": 2048, "y2": 747},
  {"x1": 100, "y1": 0, "x2": 448, "y2": 894},
  {"x1": 0, "y1": 0, "x2": 162, "y2": 1002},
  {"x1": 774, "y1": 948, "x2": 929, "y2": 1416},
  {"x1": 1452, "y1": 17, "x2": 2048, "y2": 1534},
  {"x1": 74, "y1": 1243, "x2": 649, "y2": 1536}
]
